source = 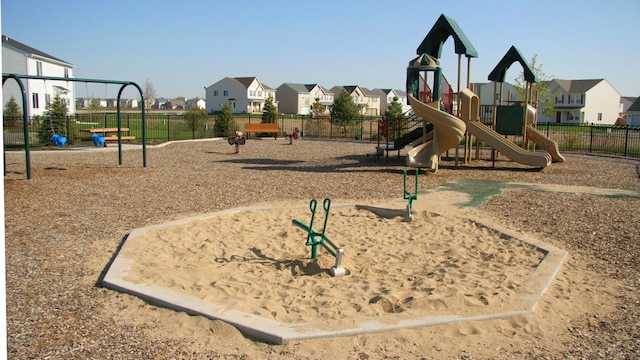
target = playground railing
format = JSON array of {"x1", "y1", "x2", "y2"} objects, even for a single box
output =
[{"x1": 4, "y1": 113, "x2": 640, "y2": 158}]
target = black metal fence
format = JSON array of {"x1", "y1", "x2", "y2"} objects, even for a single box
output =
[{"x1": 3, "y1": 112, "x2": 640, "y2": 158}]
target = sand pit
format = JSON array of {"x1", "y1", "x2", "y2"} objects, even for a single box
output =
[{"x1": 113, "y1": 194, "x2": 563, "y2": 340}]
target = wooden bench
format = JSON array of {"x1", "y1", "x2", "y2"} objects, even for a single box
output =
[
  {"x1": 243, "y1": 123, "x2": 279, "y2": 139},
  {"x1": 78, "y1": 128, "x2": 135, "y2": 143}
]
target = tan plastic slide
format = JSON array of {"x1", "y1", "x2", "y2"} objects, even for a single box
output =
[
  {"x1": 406, "y1": 94, "x2": 466, "y2": 170},
  {"x1": 524, "y1": 105, "x2": 566, "y2": 162},
  {"x1": 460, "y1": 88, "x2": 551, "y2": 168}
]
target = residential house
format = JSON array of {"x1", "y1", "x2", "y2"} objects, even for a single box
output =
[
  {"x1": 469, "y1": 82, "x2": 521, "y2": 106},
  {"x1": 276, "y1": 83, "x2": 334, "y2": 115},
  {"x1": 185, "y1": 98, "x2": 206, "y2": 110},
  {"x1": 537, "y1": 79, "x2": 621, "y2": 125},
  {"x1": 205, "y1": 77, "x2": 277, "y2": 114},
  {"x1": 626, "y1": 97, "x2": 640, "y2": 126},
  {"x1": 373, "y1": 88, "x2": 411, "y2": 115},
  {"x1": 330, "y1": 85, "x2": 381, "y2": 116},
  {"x1": 2, "y1": 35, "x2": 76, "y2": 116}
]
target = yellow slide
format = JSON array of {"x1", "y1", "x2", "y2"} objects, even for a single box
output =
[
  {"x1": 406, "y1": 94, "x2": 466, "y2": 170},
  {"x1": 524, "y1": 105, "x2": 566, "y2": 162},
  {"x1": 460, "y1": 89, "x2": 551, "y2": 168},
  {"x1": 466, "y1": 121, "x2": 552, "y2": 168}
]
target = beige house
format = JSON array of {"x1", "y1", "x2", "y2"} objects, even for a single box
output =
[
  {"x1": 537, "y1": 79, "x2": 621, "y2": 125},
  {"x1": 205, "y1": 77, "x2": 277, "y2": 114},
  {"x1": 330, "y1": 85, "x2": 381, "y2": 116},
  {"x1": 276, "y1": 83, "x2": 333, "y2": 115}
]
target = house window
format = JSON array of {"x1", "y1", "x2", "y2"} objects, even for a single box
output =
[
  {"x1": 36, "y1": 61, "x2": 43, "y2": 76},
  {"x1": 258, "y1": 91, "x2": 262, "y2": 97},
  {"x1": 223, "y1": 90, "x2": 228, "y2": 96},
  {"x1": 213, "y1": 90, "x2": 218, "y2": 96},
  {"x1": 567, "y1": 112, "x2": 579, "y2": 121},
  {"x1": 569, "y1": 94, "x2": 582, "y2": 104},
  {"x1": 250, "y1": 90, "x2": 256, "y2": 97},
  {"x1": 598, "y1": 113, "x2": 603, "y2": 121},
  {"x1": 64, "y1": 68, "x2": 69, "y2": 78},
  {"x1": 32, "y1": 93, "x2": 39, "y2": 109},
  {"x1": 555, "y1": 94, "x2": 564, "y2": 104}
]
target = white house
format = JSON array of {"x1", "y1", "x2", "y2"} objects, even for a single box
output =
[
  {"x1": 330, "y1": 85, "x2": 381, "y2": 116},
  {"x1": 186, "y1": 97, "x2": 205, "y2": 110},
  {"x1": 626, "y1": 97, "x2": 640, "y2": 126},
  {"x1": 373, "y1": 88, "x2": 411, "y2": 115},
  {"x1": 537, "y1": 79, "x2": 621, "y2": 125},
  {"x1": 276, "y1": 83, "x2": 333, "y2": 115},
  {"x1": 205, "y1": 77, "x2": 276, "y2": 114},
  {"x1": 470, "y1": 82, "x2": 521, "y2": 106},
  {"x1": 2, "y1": 35, "x2": 76, "y2": 116}
]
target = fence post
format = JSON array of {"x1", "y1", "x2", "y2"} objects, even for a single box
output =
[
  {"x1": 192, "y1": 114, "x2": 196, "y2": 139},
  {"x1": 330, "y1": 116, "x2": 333, "y2": 139},
  {"x1": 589, "y1": 124, "x2": 594, "y2": 153},
  {"x1": 167, "y1": 114, "x2": 170, "y2": 141},
  {"x1": 624, "y1": 125, "x2": 629, "y2": 157}
]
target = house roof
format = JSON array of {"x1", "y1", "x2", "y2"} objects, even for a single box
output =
[
  {"x1": 628, "y1": 97, "x2": 640, "y2": 112},
  {"x1": 2, "y1": 35, "x2": 72, "y2": 66},
  {"x1": 231, "y1": 77, "x2": 258, "y2": 88},
  {"x1": 553, "y1": 79, "x2": 603, "y2": 93}
]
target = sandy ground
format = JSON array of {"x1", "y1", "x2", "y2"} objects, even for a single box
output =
[{"x1": 4, "y1": 138, "x2": 640, "y2": 359}]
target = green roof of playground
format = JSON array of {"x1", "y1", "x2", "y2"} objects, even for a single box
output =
[
  {"x1": 416, "y1": 14, "x2": 478, "y2": 59},
  {"x1": 488, "y1": 45, "x2": 538, "y2": 83}
]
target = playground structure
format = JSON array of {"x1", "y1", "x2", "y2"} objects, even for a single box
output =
[
  {"x1": 383, "y1": 14, "x2": 564, "y2": 171},
  {"x1": 2, "y1": 74, "x2": 148, "y2": 179},
  {"x1": 292, "y1": 198, "x2": 346, "y2": 277}
]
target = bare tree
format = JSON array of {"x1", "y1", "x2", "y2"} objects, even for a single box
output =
[{"x1": 143, "y1": 78, "x2": 156, "y2": 110}]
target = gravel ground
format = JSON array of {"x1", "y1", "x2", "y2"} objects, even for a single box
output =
[{"x1": 4, "y1": 138, "x2": 640, "y2": 359}]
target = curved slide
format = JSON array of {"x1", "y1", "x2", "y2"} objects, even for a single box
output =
[
  {"x1": 525, "y1": 125, "x2": 565, "y2": 162},
  {"x1": 524, "y1": 105, "x2": 565, "y2": 162},
  {"x1": 406, "y1": 94, "x2": 466, "y2": 170},
  {"x1": 466, "y1": 121, "x2": 552, "y2": 168}
]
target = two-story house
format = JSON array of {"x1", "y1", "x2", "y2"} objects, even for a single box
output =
[
  {"x1": 373, "y1": 88, "x2": 411, "y2": 115},
  {"x1": 330, "y1": 85, "x2": 381, "y2": 116},
  {"x1": 276, "y1": 83, "x2": 333, "y2": 115},
  {"x1": 537, "y1": 79, "x2": 621, "y2": 125},
  {"x1": 2, "y1": 35, "x2": 76, "y2": 117},
  {"x1": 205, "y1": 77, "x2": 277, "y2": 114},
  {"x1": 626, "y1": 97, "x2": 640, "y2": 126}
]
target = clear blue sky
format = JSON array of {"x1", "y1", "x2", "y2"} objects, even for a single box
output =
[{"x1": 2, "y1": 0, "x2": 639, "y2": 98}]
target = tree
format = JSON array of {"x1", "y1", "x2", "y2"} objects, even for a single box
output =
[
  {"x1": 184, "y1": 107, "x2": 209, "y2": 137},
  {"x1": 39, "y1": 95, "x2": 67, "y2": 144},
  {"x1": 143, "y1": 78, "x2": 156, "y2": 110},
  {"x1": 4, "y1": 96, "x2": 22, "y2": 127},
  {"x1": 330, "y1": 90, "x2": 360, "y2": 137},
  {"x1": 214, "y1": 102, "x2": 233, "y2": 136},
  {"x1": 384, "y1": 96, "x2": 404, "y2": 120},
  {"x1": 261, "y1": 96, "x2": 277, "y2": 123},
  {"x1": 514, "y1": 54, "x2": 555, "y2": 118},
  {"x1": 310, "y1": 97, "x2": 327, "y2": 119}
]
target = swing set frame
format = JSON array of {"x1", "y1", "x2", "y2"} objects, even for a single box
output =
[{"x1": 2, "y1": 73, "x2": 147, "y2": 179}]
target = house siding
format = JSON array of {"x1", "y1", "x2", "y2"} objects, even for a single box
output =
[{"x1": 2, "y1": 38, "x2": 76, "y2": 117}]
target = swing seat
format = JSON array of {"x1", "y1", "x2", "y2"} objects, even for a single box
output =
[
  {"x1": 51, "y1": 134, "x2": 67, "y2": 147},
  {"x1": 91, "y1": 133, "x2": 105, "y2": 147}
]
